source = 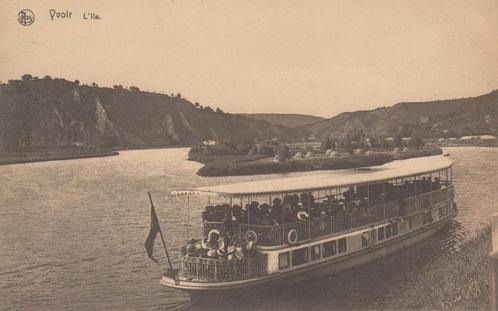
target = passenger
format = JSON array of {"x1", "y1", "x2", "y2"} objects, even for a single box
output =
[
  {"x1": 222, "y1": 204, "x2": 233, "y2": 233},
  {"x1": 232, "y1": 204, "x2": 243, "y2": 222},
  {"x1": 300, "y1": 193, "x2": 309, "y2": 207},
  {"x1": 213, "y1": 205, "x2": 225, "y2": 221},
  {"x1": 203, "y1": 236, "x2": 218, "y2": 258},
  {"x1": 283, "y1": 201, "x2": 296, "y2": 222},
  {"x1": 291, "y1": 194, "x2": 300, "y2": 207},
  {"x1": 227, "y1": 241, "x2": 236, "y2": 260},
  {"x1": 185, "y1": 238, "x2": 198, "y2": 257},
  {"x1": 202, "y1": 206, "x2": 215, "y2": 221},
  {"x1": 433, "y1": 177, "x2": 441, "y2": 190},
  {"x1": 259, "y1": 203, "x2": 272, "y2": 225},
  {"x1": 271, "y1": 198, "x2": 283, "y2": 224},
  {"x1": 247, "y1": 201, "x2": 261, "y2": 224},
  {"x1": 283, "y1": 195, "x2": 293, "y2": 205},
  {"x1": 234, "y1": 241, "x2": 244, "y2": 260}
]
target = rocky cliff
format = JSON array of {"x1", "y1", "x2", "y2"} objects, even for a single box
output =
[{"x1": 0, "y1": 77, "x2": 301, "y2": 151}]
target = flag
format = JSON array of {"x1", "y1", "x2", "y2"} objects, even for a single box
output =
[{"x1": 144, "y1": 203, "x2": 161, "y2": 263}]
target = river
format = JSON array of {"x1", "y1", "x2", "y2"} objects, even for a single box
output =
[{"x1": 0, "y1": 147, "x2": 496, "y2": 310}]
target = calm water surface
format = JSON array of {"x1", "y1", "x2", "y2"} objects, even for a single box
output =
[{"x1": 0, "y1": 147, "x2": 497, "y2": 310}]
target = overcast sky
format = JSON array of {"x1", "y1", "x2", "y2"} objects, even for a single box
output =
[{"x1": 1, "y1": 0, "x2": 497, "y2": 117}]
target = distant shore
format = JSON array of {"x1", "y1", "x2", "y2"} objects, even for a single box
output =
[{"x1": 0, "y1": 150, "x2": 119, "y2": 166}]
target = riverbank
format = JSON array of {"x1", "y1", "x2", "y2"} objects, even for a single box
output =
[
  {"x1": 394, "y1": 226, "x2": 490, "y2": 310},
  {"x1": 195, "y1": 147, "x2": 443, "y2": 177},
  {"x1": 0, "y1": 150, "x2": 119, "y2": 166}
]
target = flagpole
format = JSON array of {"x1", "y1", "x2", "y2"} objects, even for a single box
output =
[{"x1": 148, "y1": 192, "x2": 173, "y2": 271}]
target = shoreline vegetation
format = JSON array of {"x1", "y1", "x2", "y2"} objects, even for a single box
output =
[
  {"x1": 0, "y1": 149, "x2": 119, "y2": 166},
  {"x1": 190, "y1": 142, "x2": 443, "y2": 177},
  {"x1": 394, "y1": 226, "x2": 490, "y2": 310}
]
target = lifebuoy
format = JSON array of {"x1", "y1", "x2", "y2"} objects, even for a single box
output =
[
  {"x1": 297, "y1": 211, "x2": 309, "y2": 220},
  {"x1": 245, "y1": 230, "x2": 258, "y2": 244},
  {"x1": 287, "y1": 229, "x2": 298, "y2": 245},
  {"x1": 207, "y1": 229, "x2": 220, "y2": 242}
]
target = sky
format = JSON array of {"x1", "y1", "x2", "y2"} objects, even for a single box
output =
[{"x1": 1, "y1": 0, "x2": 497, "y2": 117}]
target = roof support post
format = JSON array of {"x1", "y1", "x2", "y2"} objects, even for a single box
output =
[
  {"x1": 367, "y1": 183, "x2": 371, "y2": 224},
  {"x1": 308, "y1": 191, "x2": 311, "y2": 240},
  {"x1": 429, "y1": 172, "x2": 433, "y2": 205},
  {"x1": 382, "y1": 181, "x2": 386, "y2": 220},
  {"x1": 282, "y1": 195, "x2": 285, "y2": 245}
]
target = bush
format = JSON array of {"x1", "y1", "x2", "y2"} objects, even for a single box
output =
[
  {"x1": 198, "y1": 153, "x2": 394, "y2": 176},
  {"x1": 396, "y1": 147, "x2": 442, "y2": 160},
  {"x1": 276, "y1": 145, "x2": 290, "y2": 162}
]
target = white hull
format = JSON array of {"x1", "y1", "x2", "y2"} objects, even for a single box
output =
[{"x1": 161, "y1": 207, "x2": 457, "y2": 294}]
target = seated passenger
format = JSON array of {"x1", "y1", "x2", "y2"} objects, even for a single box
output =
[
  {"x1": 259, "y1": 203, "x2": 273, "y2": 225},
  {"x1": 222, "y1": 204, "x2": 233, "y2": 233},
  {"x1": 271, "y1": 197, "x2": 283, "y2": 224},
  {"x1": 202, "y1": 206, "x2": 215, "y2": 221},
  {"x1": 300, "y1": 192, "x2": 309, "y2": 206},
  {"x1": 283, "y1": 201, "x2": 297, "y2": 222},
  {"x1": 213, "y1": 205, "x2": 225, "y2": 221},
  {"x1": 433, "y1": 177, "x2": 441, "y2": 190},
  {"x1": 232, "y1": 204, "x2": 243, "y2": 222},
  {"x1": 247, "y1": 201, "x2": 262, "y2": 224}
]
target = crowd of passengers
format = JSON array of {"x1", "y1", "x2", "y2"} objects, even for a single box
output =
[
  {"x1": 202, "y1": 177, "x2": 444, "y2": 226},
  {"x1": 185, "y1": 177, "x2": 445, "y2": 260}
]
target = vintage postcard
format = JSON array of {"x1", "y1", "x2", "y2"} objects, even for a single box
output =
[{"x1": 1, "y1": 1, "x2": 497, "y2": 310}]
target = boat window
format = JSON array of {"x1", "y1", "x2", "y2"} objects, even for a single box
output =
[
  {"x1": 292, "y1": 248, "x2": 309, "y2": 266},
  {"x1": 311, "y1": 245, "x2": 321, "y2": 260},
  {"x1": 279, "y1": 252, "x2": 290, "y2": 269},
  {"x1": 338, "y1": 238, "x2": 347, "y2": 253},
  {"x1": 427, "y1": 212, "x2": 433, "y2": 223},
  {"x1": 378, "y1": 227, "x2": 385, "y2": 240},
  {"x1": 386, "y1": 224, "x2": 392, "y2": 238},
  {"x1": 361, "y1": 232, "x2": 370, "y2": 247},
  {"x1": 392, "y1": 223, "x2": 398, "y2": 236},
  {"x1": 323, "y1": 240, "x2": 337, "y2": 257}
]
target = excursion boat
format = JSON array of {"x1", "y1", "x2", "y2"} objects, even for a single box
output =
[{"x1": 159, "y1": 155, "x2": 457, "y2": 295}]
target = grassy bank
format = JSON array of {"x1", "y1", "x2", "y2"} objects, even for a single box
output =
[
  {"x1": 393, "y1": 226, "x2": 490, "y2": 310},
  {"x1": 196, "y1": 147, "x2": 442, "y2": 177},
  {"x1": 0, "y1": 150, "x2": 119, "y2": 165}
]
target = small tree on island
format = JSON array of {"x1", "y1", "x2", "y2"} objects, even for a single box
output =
[
  {"x1": 412, "y1": 137, "x2": 425, "y2": 149},
  {"x1": 321, "y1": 137, "x2": 336, "y2": 151},
  {"x1": 21, "y1": 74, "x2": 33, "y2": 81},
  {"x1": 393, "y1": 136, "x2": 403, "y2": 148},
  {"x1": 276, "y1": 145, "x2": 291, "y2": 162}
]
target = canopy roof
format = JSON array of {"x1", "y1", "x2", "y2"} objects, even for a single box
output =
[{"x1": 173, "y1": 155, "x2": 453, "y2": 198}]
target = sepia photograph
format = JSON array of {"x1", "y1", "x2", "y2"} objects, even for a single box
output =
[{"x1": 1, "y1": 1, "x2": 498, "y2": 310}]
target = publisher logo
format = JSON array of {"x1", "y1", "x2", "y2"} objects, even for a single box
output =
[{"x1": 18, "y1": 9, "x2": 35, "y2": 26}]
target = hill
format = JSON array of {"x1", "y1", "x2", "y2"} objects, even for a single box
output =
[
  {"x1": 240, "y1": 113, "x2": 325, "y2": 127},
  {"x1": 304, "y1": 91, "x2": 498, "y2": 141},
  {"x1": 0, "y1": 76, "x2": 302, "y2": 152}
]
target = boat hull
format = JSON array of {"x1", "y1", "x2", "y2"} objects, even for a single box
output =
[{"x1": 161, "y1": 208, "x2": 457, "y2": 295}]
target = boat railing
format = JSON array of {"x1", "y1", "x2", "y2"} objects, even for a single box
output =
[
  {"x1": 402, "y1": 184, "x2": 454, "y2": 215},
  {"x1": 202, "y1": 184, "x2": 453, "y2": 247},
  {"x1": 179, "y1": 254, "x2": 267, "y2": 282}
]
